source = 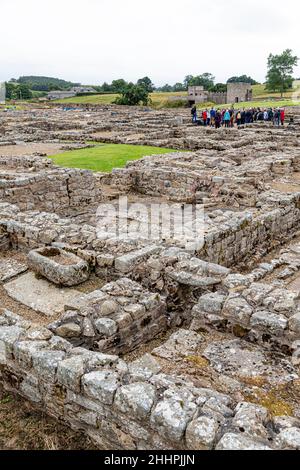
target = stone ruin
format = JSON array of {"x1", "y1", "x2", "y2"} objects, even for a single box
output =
[{"x1": 1, "y1": 104, "x2": 300, "y2": 449}]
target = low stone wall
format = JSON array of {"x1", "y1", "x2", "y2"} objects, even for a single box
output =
[
  {"x1": 1, "y1": 309, "x2": 300, "y2": 450},
  {"x1": 2, "y1": 193, "x2": 300, "y2": 273},
  {"x1": 48, "y1": 278, "x2": 167, "y2": 355},
  {"x1": 192, "y1": 281, "x2": 300, "y2": 355},
  {"x1": 199, "y1": 196, "x2": 300, "y2": 267},
  {"x1": 0, "y1": 156, "x2": 55, "y2": 170},
  {"x1": 0, "y1": 166, "x2": 99, "y2": 213},
  {"x1": 110, "y1": 165, "x2": 213, "y2": 202}
]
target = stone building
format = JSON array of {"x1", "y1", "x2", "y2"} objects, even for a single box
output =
[
  {"x1": 226, "y1": 82, "x2": 252, "y2": 104},
  {"x1": 47, "y1": 90, "x2": 77, "y2": 100},
  {"x1": 187, "y1": 82, "x2": 252, "y2": 106},
  {"x1": 187, "y1": 86, "x2": 208, "y2": 104},
  {"x1": 47, "y1": 86, "x2": 97, "y2": 100},
  {"x1": 70, "y1": 86, "x2": 97, "y2": 94}
]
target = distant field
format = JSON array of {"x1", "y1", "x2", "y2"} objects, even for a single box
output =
[
  {"x1": 54, "y1": 91, "x2": 186, "y2": 107},
  {"x1": 53, "y1": 84, "x2": 300, "y2": 109},
  {"x1": 252, "y1": 84, "x2": 297, "y2": 100},
  {"x1": 55, "y1": 94, "x2": 119, "y2": 105},
  {"x1": 49, "y1": 143, "x2": 176, "y2": 172}
]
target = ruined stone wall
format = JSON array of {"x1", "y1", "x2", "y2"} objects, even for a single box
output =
[
  {"x1": 0, "y1": 309, "x2": 298, "y2": 450},
  {"x1": 226, "y1": 82, "x2": 252, "y2": 104},
  {"x1": 199, "y1": 198, "x2": 300, "y2": 266},
  {"x1": 1, "y1": 190, "x2": 300, "y2": 272},
  {"x1": 193, "y1": 284, "x2": 300, "y2": 355},
  {"x1": 0, "y1": 156, "x2": 54, "y2": 170},
  {"x1": 207, "y1": 92, "x2": 227, "y2": 105},
  {"x1": 0, "y1": 168, "x2": 99, "y2": 213},
  {"x1": 48, "y1": 278, "x2": 168, "y2": 355},
  {"x1": 110, "y1": 166, "x2": 211, "y2": 202}
]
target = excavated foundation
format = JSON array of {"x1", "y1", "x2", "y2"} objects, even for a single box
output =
[{"x1": 1, "y1": 104, "x2": 300, "y2": 450}]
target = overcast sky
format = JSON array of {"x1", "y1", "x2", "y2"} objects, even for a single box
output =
[{"x1": 1, "y1": 0, "x2": 299, "y2": 86}]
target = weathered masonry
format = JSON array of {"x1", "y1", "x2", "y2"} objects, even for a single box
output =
[{"x1": 1, "y1": 104, "x2": 300, "y2": 450}]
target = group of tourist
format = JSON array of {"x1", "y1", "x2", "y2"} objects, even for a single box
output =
[{"x1": 191, "y1": 106, "x2": 286, "y2": 128}]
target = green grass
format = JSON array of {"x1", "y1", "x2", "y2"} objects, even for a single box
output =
[
  {"x1": 252, "y1": 83, "x2": 296, "y2": 99},
  {"x1": 54, "y1": 91, "x2": 186, "y2": 108},
  {"x1": 49, "y1": 143, "x2": 176, "y2": 172},
  {"x1": 54, "y1": 85, "x2": 300, "y2": 110},
  {"x1": 55, "y1": 93, "x2": 119, "y2": 105}
]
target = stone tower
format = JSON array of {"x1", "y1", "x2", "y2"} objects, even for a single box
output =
[{"x1": 226, "y1": 82, "x2": 252, "y2": 104}]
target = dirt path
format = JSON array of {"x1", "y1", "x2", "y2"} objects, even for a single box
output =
[{"x1": 0, "y1": 143, "x2": 65, "y2": 157}]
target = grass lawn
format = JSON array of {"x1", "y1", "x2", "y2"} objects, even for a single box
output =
[{"x1": 49, "y1": 143, "x2": 176, "y2": 172}]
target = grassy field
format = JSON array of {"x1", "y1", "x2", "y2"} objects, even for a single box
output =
[
  {"x1": 49, "y1": 143, "x2": 176, "y2": 172},
  {"x1": 54, "y1": 91, "x2": 186, "y2": 108},
  {"x1": 251, "y1": 84, "x2": 296, "y2": 99},
  {"x1": 55, "y1": 93, "x2": 119, "y2": 105},
  {"x1": 53, "y1": 84, "x2": 300, "y2": 110}
]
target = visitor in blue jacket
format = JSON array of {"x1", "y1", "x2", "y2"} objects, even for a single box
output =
[{"x1": 224, "y1": 109, "x2": 231, "y2": 128}]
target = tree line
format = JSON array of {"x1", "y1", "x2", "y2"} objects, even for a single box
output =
[{"x1": 94, "y1": 74, "x2": 257, "y2": 94}]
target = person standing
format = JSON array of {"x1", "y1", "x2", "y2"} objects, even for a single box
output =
[
  {"x1": 215, "y1": 110, "x2": 221, "y2": 129},
  {"x1": 268, "y1": 108, "x2": 274, "y2": 122},
  {"x1": 191, "y1": 105, "x2": 197, "y2": 123},
  {"x1": 210, "y1": 107, "x2": 216, "y2": 127},
  {"x1": 230, "y1": 109, "x2": 234, "y2": 128},
  {"x1": 202, "y1": 109, "x2": 208, "y2": 126},
  {"x1": 241, "y1": 109, "x2": 246, "y2": 125},
  {"x1": 236, "y1": 110, "x2": 242, "y2": 127},
  {"x1": 245, "y1": 109, "x2": 251, "y2": 124},
  {"x1": 206, "y1": 108, "x2": 211, "y2": 127},
  {"x1": 274, "y1": 108, "x2": 280, "y2": 127},
  {"x1": 224, "y1": 109, "x2": 231, "y2": 128},
  {"x1": 221, "y1": 109, "x2": 226, "y2": 126},
  {"x1": 280, "y1": 108, "x2": 285, "y2": 126}
]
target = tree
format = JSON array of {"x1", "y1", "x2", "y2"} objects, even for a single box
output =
[
  {"x1": 137, "y1": 76, "x2": 155, "y2": 92},
  {"x1": 5, "y1": 82, "x2": 15, "y2": 99},
  {"x1": 101, "y1": 82, "x2": 112, "y2": 92},
  {"x1": 210, "y1": 83, "x2": 227, "y2": 93},
  {"x1": 184, "y1": 73, "x2": 215, "y2": 90},
  {"x1": 266, "y1": 49, "x2": 298, "y2": 97},
  {"x1": 114, "y1": 83, "x2": 150, "y2": 106},
  {"x1": 5, "y1": 82, "x2": 32, "y2": 100},
  {"x1": 173, "y1": 82, "x2": 185, "y2": 92},
  {"x1": 183, "y1": 75, "x2": 193, "y2": 89},
  {"x1": 17, "y1": 76, "x2": 80, "y2": 91},
  {"x1": 227, "y1": 75, "x2": 258, "y2": 85},
  {"x1": 18, "y1": 83, "x2": 33, "y2": 99},
  {"x1": 157, "y1": 84, "x2": 173, "y2": 92},
  {"x1": 111, "y1": 79, "x2": 128, "y2": 93}
]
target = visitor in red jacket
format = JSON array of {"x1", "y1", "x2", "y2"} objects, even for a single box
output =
[
  {"x1": 280, "y1": 109, "x2": 285, "y2": 126},
  {"x1": 202, "y1": 110, "x2": 208, "y2": 126}
]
